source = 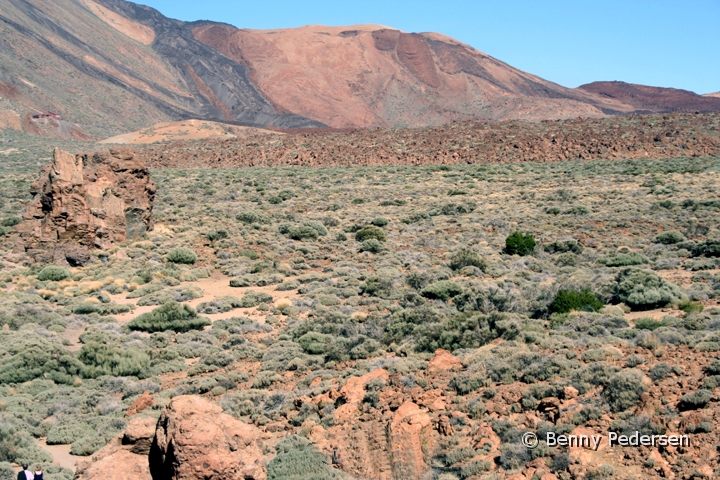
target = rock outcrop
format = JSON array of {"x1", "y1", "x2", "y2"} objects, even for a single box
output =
[
  {"x1": 17, "y1": 147, "x2": 154, "y2": 264},
  {"x1": 76, "y1": 396, "x2": 266, "y2": 480},
  {"x1": 74, "y1": 417, "x2": 155, "y2": 480},
  {"x1": 149, "y1": 395, "x2": 267, "y2": 480}
]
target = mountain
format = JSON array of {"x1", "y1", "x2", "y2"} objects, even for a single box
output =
[
  {"x1": 705, "y1": 92, "x2": 720, "y2": 98},
  {"x1": 0, "y1": 0, "x2": 717, "y2": 138},
  {"x1": 191, "y1": 23, "x2": 610, "y2": 129},
  {"x1": 0, "y1": 0, "x2": 321, "y2": 138},
  {"x1": 577, "y1": 81, "x2": 720, "y2": 113}
]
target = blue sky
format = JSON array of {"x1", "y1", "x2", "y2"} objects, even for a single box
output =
[{"x1": 138, "y1": 0, "x2": 719, "y2": 94}]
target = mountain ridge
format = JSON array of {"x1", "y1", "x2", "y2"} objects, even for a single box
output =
[{"x1": 0, "y1": 0, "x2": 717, "y2": 139}]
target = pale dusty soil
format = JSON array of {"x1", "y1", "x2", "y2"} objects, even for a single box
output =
[
  {"x1": 99, "y1": 120, "x2": 280, "y2": 145},
  {"x1": 35, "y1": 438, "x2": 78, "y2": 471}
]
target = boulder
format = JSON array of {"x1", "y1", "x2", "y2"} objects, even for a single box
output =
[
  {"x1": 149, "y1": 395, "x2": 266, "y2": 480},
  {"x1": 75, "y1": 417, "x2": 155, "y2": 480},
  {"x1": 17, "y1": 147, "x2": 154, "y2": 262}
]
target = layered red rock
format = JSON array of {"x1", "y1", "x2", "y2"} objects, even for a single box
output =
[{"x1": 16, "y1": 147, "x2": 155, "y2": 263}]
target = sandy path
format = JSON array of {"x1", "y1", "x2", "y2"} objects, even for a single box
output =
[{"x1": 35, "y1": 438, "x2": 78, "y2": 471}]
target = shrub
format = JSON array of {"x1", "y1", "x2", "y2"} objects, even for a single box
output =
[
  {"x1": 355, "y1": 225, "x2": 386, "y2": 242},
  {"x1": 302, "y1": 221, "x2": 327, "y2": 236},
  {"x1": 359, "y1": 239, "x2": 384, "y2": 253},
  {"x1": 37, "y1": 265, "x2": 71, "y2": 281},
  {"x1": 267, "y1": 435, "x2": 342, "y2": 480},
  {"x1": 603, "y1": 369, "x2": 647, "y2": 412},
  {"x1": 0, "y1": 217, "x2": 21, "y2": 227},
  {"x1": 600, "y1": 252, "x2": 649, "y2": 267},
  {"x1": 550, "y1": 289, "x2": 603, "y2": 314},
  {"x1": 236, "y1": 212, "x2": 270, "y2": 224},
  {"x1": 371, "y1": 217, "x2": 388, "y2": 227},
  {"x1": 655, "y1": 231, "x2": 685, "y2": 244},
  {"x1": 505, "y1": 231, "x2": 536, "y2": 256},
  {"x1": 544, "y1": 239, "x2": 584, "y2": 254},
  {"x1": 614, "y1": 268, "x2": 684, "y2": 310},
  {"x1": 298, "y1": 332, "x2": 332, "y2": 355},
  {"x1": 79, "y1": 343, "x2": 151, "y2": 377},
  {"x1": 449, "y1": 249, "x2": 487, "y2": 271},
  {"x1": 166, "y1": 247, "x2": 197, "y2": 264},
  {"x1": 420, "y1": 281, "x2": 462, "y2": 301},
  {"x1": 287, "y1": 226, "x2": 319, "y2": 241},
  {"x1": 678, "y1": 389, "x2": 712, "y2": 411},
  {"x1": 127, "y1": 301, "x2": 210, "y2": 333},
  {"x1": 634, "y1": 317, "x2": 672, "y2": 330},
  {"x1": 206, "y1": 229, "x2": 229, "y2": 241},
  {"x1": 678, "y1": 300, "x2": 704, "y2": 314}
]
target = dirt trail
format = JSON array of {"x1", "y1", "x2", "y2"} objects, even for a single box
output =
[{"x1": 35, "y1": 438, "x2": 78, "y2": 471}]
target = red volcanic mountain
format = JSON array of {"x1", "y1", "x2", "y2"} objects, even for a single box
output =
[
  {"x1": 0, "y1": 0, "x2": 717, "y2": 138},
  {"x1": 577, "y1": 81, "x2": 720, "y2": 114}
]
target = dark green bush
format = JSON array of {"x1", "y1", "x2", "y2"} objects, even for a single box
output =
[
  {"x1": 420, "y1": 281, "x2": 462, "y2": 301},
  {"x1": 614, "y1": 268, "x2": 684, "y2": 310},
  {"x1": 127, "y1": 301, "x2": 210, "y2": 333},
  {"x1": 371, "y1": 217, "x2": 388, "y2": 227},
  {"x1": 449, "y1": 248, "x2": 487, "y2": 271},
  {"x1": 37, "y1": 265, "x2": 71, "y2": 281},
  {"x1": 543, "y1": 239, "x2": 584, "y2": 254},
  {"x1": 355, "y1": 225, "x2": 386, "y2": 242},
  {"x1": 206, "y1": 229, "x2": 229, "y2": 241},
  {"x1": 505, "y1": 231, "x2": 536, "y2": 256},
  {"x1": 634, "y1": 317, "x2": 672, "y2": 330},
  {"x1": 0, "y1": 217, "x2": 21, "y2": 227},
  {"x1": 654, "y1": 231, "x2": 685, "y2": 244},
  {"x1": 550, "y1": 289, "x2": 603, "y2": 314},
  {"x1": 287, "y1": 226, "x2": 319, "y2": 241},
  {"x1": 166, "y1": 247, "x2": 197, "y2": 264}
]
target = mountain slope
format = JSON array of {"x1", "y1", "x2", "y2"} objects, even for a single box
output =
[
  {"x1": 577, "y1": 81, "x2": 720, "y2": 113},
  {"x1": 0, "y1": 0, "x2": 321, "y2": 138},
  {"x1": 192, "y1": 23, "x2": 610, "y2": 128},
  {"x1": 0, "y1": 0, "x2": 717, "y2": 137}
]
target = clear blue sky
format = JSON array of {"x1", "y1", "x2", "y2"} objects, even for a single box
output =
[{"x1": 137, "y1": 0, "x2": 719, "y2": 94}]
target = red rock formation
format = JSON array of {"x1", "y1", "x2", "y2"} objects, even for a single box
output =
[
  {"x1": 149, "y1": 395, "x2": 267, "y2": 480},
  {"x1": 16, "y1": 147, "x2": 154, "y2": 264},
  {"x1": 75, "y1": 417, "x2": 155, "y2": 480}
]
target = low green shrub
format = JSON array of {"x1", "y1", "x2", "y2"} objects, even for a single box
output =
[
  {"x1": 127, "y1": 302, "x2": 210, "y2": 333},
  {"x1": 166, "y1": 248, "x2": 197, "y2": 264},
  {"x1": 449, "y1": 248, "x2": 487, "y2": 271},
  {"x1": 550, "y1": 289, "x2": 603, "y2": 314},
  {"x1": 603, "y1": 369, "x2": 647, "y2": 412},
  {"x1": 420, "y1": 281, "x2": 462, "y2": 301},
  {"x1": 359, "y1": 239, "x2": 384, "y2": 253},
  {"x1": 614, "y1": 268, "x2": 684, "y2": 310},
  {"x1": 678, "y1": 389, "x2": 712, "y2": 411},
  {"x1": 38, "y1": 265, "x2": 71, "y2": 281},
  {"x1": 600, "y1": 252, "x2": 649, "y2": 267},
  {"x1": 505, "y1": 231, "x2": 536, "y2": 256},
  {"x1": 543, "y1": 239, "x2": 584, "y2": 254},
  {"x1": 654, "y1": 231, "x2": 685, "y2": 244},
  {"x1": 267, "y1": 435, "x2": 342, "y2": 480},
  {"x1": 355, "y1": 225, "x2": 386, "y2": 242},
  {"x1": 678, "y1": 300, "x2": 704, "y2": 314}
]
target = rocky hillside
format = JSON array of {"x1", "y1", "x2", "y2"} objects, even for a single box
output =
[
  {"x1": 136, "y1": 112, "x2": 720, "y2": 169},
  {"x1": 1, "y1": 0, "x2": 718, "y2": 139}
]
